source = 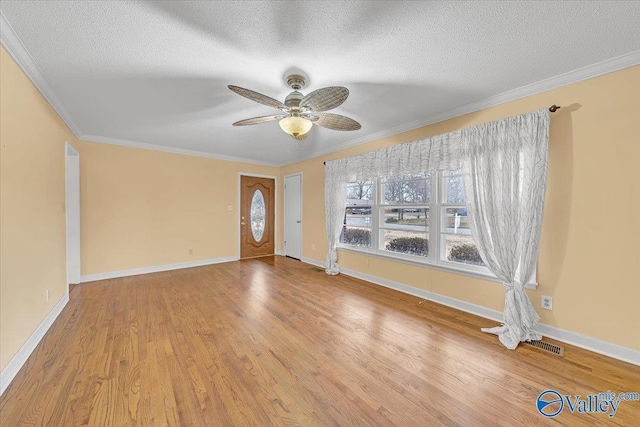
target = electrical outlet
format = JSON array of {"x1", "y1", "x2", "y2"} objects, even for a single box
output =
[
  {"x1": 541, "y1": 295, "x2": 553, "y2": 310},
  {"x1": 46, "y1": 289, "x2": 50, "y2": 301},
  {"x1": 311, "y1": 243, "x2": 316, "y2": 251},
  {"x1": 227, "y1": 205, "x2": 233, "y2": 211}
]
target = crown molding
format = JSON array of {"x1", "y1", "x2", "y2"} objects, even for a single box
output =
[
  {"x1": 285, "y1": 49, "x2": 640, "y2": 166},
  {"x1": 81, "y1": 134, "x2": 280, "y2": 167},
  {"x1": 0, "y1": 11, "x2": 82, "y2": 137}
]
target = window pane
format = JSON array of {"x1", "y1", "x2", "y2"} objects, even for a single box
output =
[
  {"x1": 346, "y1": 180, "x2": 373, "y2": 235},
  {"x1": 382, "y1": 229, "x2": 428, "y2": 257},
  {"x1": 443, "y1": 175, "x2": 465, "y2": 204},
  {"x1": 383, "y1": 173, "x2": 431, "y2": 204},
  {"x1": 340, "y1": 226, "x2": 371, "y2": 247},
  {"x1": 381, "y1": 208, "x2": 429, "y2": 229},
  {"x1": 345, "y1": 206, "x2": 372, "y2": 226},
  {"x1": 346, "y1": 181, "x2": 373, "y2": 201},
  {"x1": 250, "y1": 190, "x2": 266, "y2": 242},
  {"x1": 443, "y1": 208, "x2": 470, "y2": 235},
  {"x1": 444, "y1": 234, "x2": 484, "y2": 266}
]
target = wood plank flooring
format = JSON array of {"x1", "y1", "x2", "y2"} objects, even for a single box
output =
[{"x1": 1, "y1": 256, "x2": 638, "y2": 426}]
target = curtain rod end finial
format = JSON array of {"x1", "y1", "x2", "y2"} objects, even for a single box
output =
[{"x1": 549, "y1": 105, "x2": 561, "y2": 113}]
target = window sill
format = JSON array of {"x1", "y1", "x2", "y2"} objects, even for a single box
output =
[{"x1": 336, "y1": 245, "x2": 538, "y2": 290}]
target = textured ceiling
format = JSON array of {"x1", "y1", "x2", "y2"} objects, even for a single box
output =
[{"x1": 1, "y1": 1, "x2": 639, "y2": 165}]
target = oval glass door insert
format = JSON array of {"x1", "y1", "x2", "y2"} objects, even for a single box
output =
[{"x1": 250, "y1": 189, "x2": 266, "y2": 242}]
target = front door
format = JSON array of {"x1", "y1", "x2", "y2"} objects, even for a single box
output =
[{"x1": 240, "y1": 176, "x2": 275, "y2": 258}]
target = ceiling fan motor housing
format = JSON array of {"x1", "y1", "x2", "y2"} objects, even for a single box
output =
[{"x1": 285, "y1": 91, "x2": 304, "y2": 111}]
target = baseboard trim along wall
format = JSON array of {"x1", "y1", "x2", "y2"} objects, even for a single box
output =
[
  {"x1": 0, "y1": 292, "x2": 70, "y2": 396},
  {"x1": 81, "y1": 256, "x2": 239, "y2": 282},
  {"x1": 300, "y1": 256, "x2": 640, "y2": 366}
]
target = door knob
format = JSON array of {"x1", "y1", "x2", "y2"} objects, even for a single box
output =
[{"x1": 297, "y1": 220, "x2": 301, "y2": 223}]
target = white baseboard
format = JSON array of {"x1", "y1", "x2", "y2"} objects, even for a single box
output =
[
  {"x1": 0, "y1": 292, "x2": 69, "y2": 396},
  {"x1": 299, "y1": 257, "x2": 640, "y2": 366},
  {"x1": 532, "y1": 323, "x2": 640, "y2": 367},
  {"x1": 81, "y1": 256, "x2": 239, "y2": 282},
  {"x1": 301, "y1": 256, "x2": 324, "y2": 268},
  {"x1": 338, "y1": 265, "x2": 505, "y2": 324}
]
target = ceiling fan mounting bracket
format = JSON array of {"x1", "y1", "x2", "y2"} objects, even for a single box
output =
[{"x1": 286, "y1": 74, "x2": 307, "y2": 90}]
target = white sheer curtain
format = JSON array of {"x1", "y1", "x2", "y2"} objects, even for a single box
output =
[
  {"x1": 462, "y1": 109, "x2": 549, "y2": 348},
  {"x1": 323, "y1": 109, "x2": 549, "y2": 349},
  {"x1": 324, "y1": 160, "x2": 348, "y2": 274}
]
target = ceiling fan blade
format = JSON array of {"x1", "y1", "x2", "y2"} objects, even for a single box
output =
[
  {"x1": 300, "y1": 86, "x2": 349, "y2": 112},
  {"x1": 228, "y1": 85, "x2": 287, "y2": 110},
  {"x1": 232, "y1": 114, "x2": 288, "y2": 126},
  {"x1": 306, "y1": 113, "x2": 361, "y2": 131}
]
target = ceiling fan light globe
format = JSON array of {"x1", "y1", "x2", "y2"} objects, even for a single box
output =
[{"x1": 279, "y1": 117, "x2": 312, "y2": 138}]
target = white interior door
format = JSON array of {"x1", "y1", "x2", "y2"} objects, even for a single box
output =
[
  {"x1": 65, "y1": 143, "x2": 81, "y2": 285},
  {"x1": 284, "y1": 173, "x2": 302, "y2": 259}
]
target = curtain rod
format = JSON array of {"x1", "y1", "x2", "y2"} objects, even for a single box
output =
[{"x1": 322, "y1": 105, "x2": 561, "y2": 165}]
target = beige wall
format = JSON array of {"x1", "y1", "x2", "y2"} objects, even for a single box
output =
[
  {"x1": 281, "y1": 65, "x2": 640, "y2": 351},
  {"x1": 74, "y1": 140, "x2": 280, "y2": 275},
  {"x1": 0, "y1": 47, "x2": 78, "y2": 370}
]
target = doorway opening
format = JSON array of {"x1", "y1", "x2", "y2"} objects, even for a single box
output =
[{"x1": 65, "y1": 142, "x2": 80, "y2": 290}]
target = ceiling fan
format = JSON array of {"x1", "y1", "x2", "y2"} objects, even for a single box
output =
[{"x1": 228, "y1": 74, "x2": 361, "y2": 140}]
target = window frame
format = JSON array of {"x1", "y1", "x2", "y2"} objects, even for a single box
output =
[{"x1": 337, "y1": 171, "x2": 538, "y2": 289}]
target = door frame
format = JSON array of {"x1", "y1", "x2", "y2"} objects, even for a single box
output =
[
  {"x1": 284, "y1": 172, "x2": 303, "y2": 259},
  {"x1": 65, "y1": 142, "x2": 81, "y2": 290},
  {"x1": 238, "y1": 172, "x2": 279, "y2": 259}
]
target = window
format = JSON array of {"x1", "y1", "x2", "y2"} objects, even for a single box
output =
[
  {"x1": 380, "y1": 174, "x2": 431, "y2": 258},
  {"x1": 341, "y1": 181, "x2": 373, "y2": 248},
  {"x1": 339, "y1": 170, "x2": 490, "y2": 277},
  {"x1": 439, "y1": 170, "x2": 485, "y2": 268}
]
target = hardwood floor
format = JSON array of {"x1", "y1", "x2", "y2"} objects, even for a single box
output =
[{"x1": 1, "y1": 256, "x2": 638, "y2": 426}]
